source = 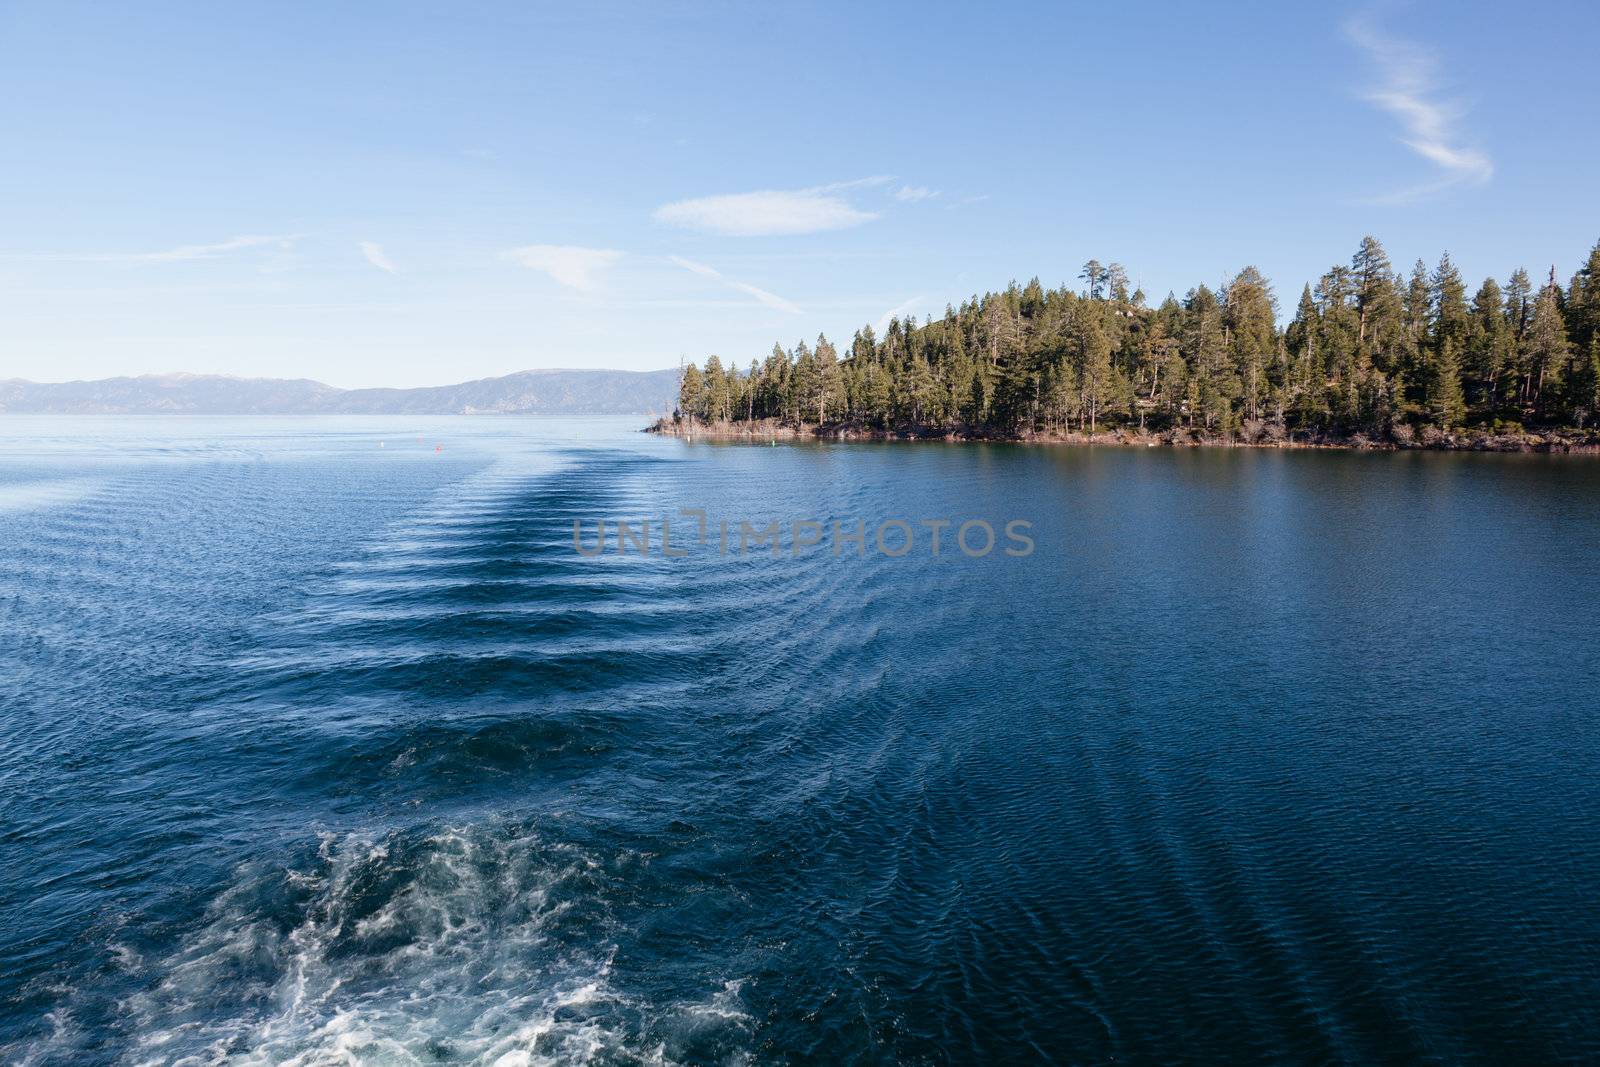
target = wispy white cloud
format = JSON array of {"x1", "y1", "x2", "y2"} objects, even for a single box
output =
[
  {"x1": 875, "y1": 296, "x2": 924, "y2": 335},
  {"x1": 727, "y1": 280, "x2": 802, "y2": 315},
  {"x1": 654, "y1": 179, "x2": 890, "y2": 237},
  {"x1": 668, "y1": 255, "x2": 801, "y2": 314},
  {"x1": 669, "y1": 256, "x2": 721, "y2": 280},
  {"x1": 1346, "y1": 17, "x2": 1492, "y2": 202},
  {"x1": 359, "y1": 241, "x2": 397, "y2": 274},
  {"x1": 815, "y1": 176, "x2": 895, "y2": 192},
  {"x1": 47, "y1": 234, "x2": 299, "y2": 263},
  {"x1": 894, "y1": 185, "x2": 939, "y2": 202},
  {"x1": 505, "y1": 244, "x2": 623, "y2": 291}
]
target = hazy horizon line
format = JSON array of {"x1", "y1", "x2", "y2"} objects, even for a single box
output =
[{"x1": 1, "y1": 365, "x2": 684, "y2": 391}]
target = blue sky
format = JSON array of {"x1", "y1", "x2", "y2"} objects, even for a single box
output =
[{"x1": 2, "y1": 1, "x2": 1596, "y2": 387}]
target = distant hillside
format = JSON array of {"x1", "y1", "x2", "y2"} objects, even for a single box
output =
[{"x1": 0, "y1": 368, "x2": 681, "y2": 416}]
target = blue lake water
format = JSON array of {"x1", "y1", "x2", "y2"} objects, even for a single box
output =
[{"x1": 2, "y1": 416, "x2": 1599, "y2": 1064}]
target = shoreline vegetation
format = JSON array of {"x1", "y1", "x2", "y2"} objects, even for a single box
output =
[
  {"x1": 652, "y1": 236, "x2": 1600, "y2": 453},
  {"x1": 647, "y1": 416, "x2": 1600, "y2": 452}
]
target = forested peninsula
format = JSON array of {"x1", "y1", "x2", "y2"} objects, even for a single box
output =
[{"x1": 654, "y1": 237, "x2": 1600, "y2": 451}]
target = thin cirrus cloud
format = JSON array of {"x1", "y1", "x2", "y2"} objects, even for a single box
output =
[
  {"x1": 668, "y1": 256, "x2": 801, "y2": 314},
  {"x1": 653, "y1": 177, "x2": 895, "y2": 237},
  {"x1": 1345, "y1": 18, "x2": 1492, "y2": 203},
  {"x1": 44, "y1": 234, "x2": 298, "y2": 263},
  {"x1": 893, "y1": 185, "x2": 939, "y2": 203},
  {"x1": 505, "y1": 244, "x2": 624, "y2": 291},
  {"x1": 875, "y1": 295, "x2": 924, "y2": 336},
  {"x1": 359, "y1": 241, "x2": 397, "y2": 274}
]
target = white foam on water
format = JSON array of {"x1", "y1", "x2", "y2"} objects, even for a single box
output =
[{"x1": 83, "y1": 823, "x2": 754, "y2": 1066}]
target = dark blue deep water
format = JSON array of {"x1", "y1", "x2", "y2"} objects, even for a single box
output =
[{"x1": 3, "y1": 417, "x2": 1599, "y2": 1065}]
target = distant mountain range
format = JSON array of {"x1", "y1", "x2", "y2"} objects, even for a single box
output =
[{"x1": 0, "y1": 368, "x2": 682, "y2": 416}]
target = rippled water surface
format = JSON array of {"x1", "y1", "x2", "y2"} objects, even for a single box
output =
[{"x1": 3, "y1": 416, "x2": 1599, "y2": 1065}]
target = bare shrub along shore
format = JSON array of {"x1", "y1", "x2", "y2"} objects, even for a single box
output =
[{"x1": 649, "y1": 416, "x2": 1600, "y2": 452}]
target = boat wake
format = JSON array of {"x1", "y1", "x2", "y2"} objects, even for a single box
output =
[{"x1": 31, "y1": 819, "x2": 752, "y2": 1066}]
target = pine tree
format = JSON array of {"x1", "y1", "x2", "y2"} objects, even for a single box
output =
[
  {"x1": 1400, "y1": 260, "x2": 1431, "y2": 411},
  {"x1": 1505, "y1": 268, "x2": 1532, "y2": 339},
  {"x1": 967, "y1": 365, "x2": 989, "y2": 425},
  {"x1": 1467, "y1": 277, "x2": 1510, "y2": 409},
  {"x1": 678, "y1": 363, "x2": 704, "y2": 421},
  {"x1": 1572, "y1": 241, "x2": 1600, "y2": 353},
  {"x1": 1184, "y1": 285, "x2": 1237, "y2": 431},
  {"x1": 814, "y1": 334, "x2": 841, "y2": 423},
  {"x1": 1105, "y1": 263, "x2": 1130, "y2": 303},
  {"x1": 701, "y1": 355, "x2": 729, "y2": 421},
  {"x1": 760, "y1": 343, "x2": 789, "y2": 418},
  {"x1": 1285, "y1": 284, "x2": 1326, "y2": 429},
  {"x1": 1077, "y1": 308, "x2": 1115, "y2": 432},
  {"x1": 1352, "y1": 236, "x2": 1396, "y2": 346},
  {"x1": 1526, "y1": 276, "x2": 1570, "y2": 411},
  {"x1": 1404, "y1": 260, "x2": 1431, "y2": 341},
  {"x1": 1428, "y1": 337, "x2": 1466, "y2": 428},
  {"x1": 1573, "y1": 338, "x2": 1600, "y2": 428},
  {"x1": 1224, "y1": 267, "x2": 1277, "y2": 422},
  {"x1": 906, "y1": 355, "x2": 937, "y2": 425},
  {"x1": 1079, "y1": 260, "x2": 1106, "y2": 300},
  {"x1": 1432, "y1": 253, "x2": 1470, "y2": 355}
]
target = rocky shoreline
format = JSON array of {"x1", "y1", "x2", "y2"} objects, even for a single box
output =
[{"x1": 646, "y1": 417, "x2": 1600, "y2": 454}]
